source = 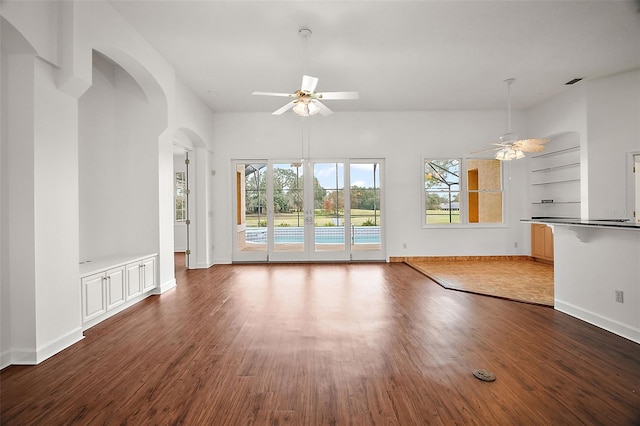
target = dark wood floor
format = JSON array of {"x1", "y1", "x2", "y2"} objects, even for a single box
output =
[{"x1": 2, "y1": 256, "x2": 639, "y2": 425}]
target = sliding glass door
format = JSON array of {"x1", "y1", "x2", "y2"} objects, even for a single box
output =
[
  {"x1": 233, "y1": 159, "x2": 384, "y2": 262},
  {"x1": 308, "y1": 161, "x2": 349, "y2": 261},
  {"x1": 349, "y1": 161, "x2": 382, "y2": 260}
]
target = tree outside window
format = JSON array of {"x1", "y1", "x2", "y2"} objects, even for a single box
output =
[{"x1": 424, "y1": 159, "x2": 460, "y2": 224}]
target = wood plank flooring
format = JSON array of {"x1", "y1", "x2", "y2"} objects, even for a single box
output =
[{"x1": 2, "y1": 257, "x2": 639, "y2": 424}]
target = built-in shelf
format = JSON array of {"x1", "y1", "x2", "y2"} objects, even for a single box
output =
[
  {"x1": 530, "y1": 145, "x2": 580, "y2": 159},
  {"x1": 531, "y1": 201, "x2": 581, "y2": 205},
  {"x1": 531, "y1": 178, "x2": 581, "y2": 186},
  {"x1": 529, "y1": 135, "x2": 581, "y2": 220},
  {"x1": 531, "y1": 162, "x2": 580, "y2": 173}
]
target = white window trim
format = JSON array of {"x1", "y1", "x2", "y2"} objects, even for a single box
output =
[{"x1": 422, "y1": 156, "x2": 507, "y2": 229}]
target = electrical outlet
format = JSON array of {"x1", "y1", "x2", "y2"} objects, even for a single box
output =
[
  {"x1": 615, "y1": 290, "x2": 624, "y2": 303},
  {"x1": 402, "y1": 243, "x2": 407, "y2": 249},
  {"x1": 514, "y1": 242, "x2": 518, "y2": 248}
]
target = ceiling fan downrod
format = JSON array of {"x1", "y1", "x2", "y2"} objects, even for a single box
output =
[{"x1": 503, "y1": 77, "x2": 516, "y2": 140}]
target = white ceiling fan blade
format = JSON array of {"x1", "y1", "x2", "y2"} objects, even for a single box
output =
[
  {"x1": 469, "y1": 146, "x2": 502, "y2": 155},
  {"x1": 272, "y1": 101, "x2": 296, "y2": 115},
  {"x1": 317, "y1": 91, "x2": 359, "y2": 100},
  {"x1": 301, "y1": 75, "x2": 319, "y2": 93},
  {"x1": 313, "y1": 100, "x2": 333, "y2": 116},
  {"x1": 252, "y1": 91, "x2": 295, "y2": 97}
]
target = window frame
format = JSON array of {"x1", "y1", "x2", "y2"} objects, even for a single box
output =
[
  {"x1": 422, "y1": 157, "x2": 507, "y2": 228},
  {"x1": 175, "y1": 171, "x2": 187, "y2": 223}
]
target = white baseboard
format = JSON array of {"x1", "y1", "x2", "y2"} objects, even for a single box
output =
[
  {"x1": 36, "y1": 327, "x2": 84, "y2": 364},
  {"x1": 193, "y1": 260, "x2": 215, "y2": 269},
  {"x1": 555, "y1": 299, "x2": 640, "y2": 344},
  {"x1": 1, "y1": 327, "x2": 84, "y2": 369},
  {"x1": 156, "y1": 278, "x2": 176, "y2": 294},
  {"x1": 0, "y1": 348, "x2": 34, "y2": 369}
]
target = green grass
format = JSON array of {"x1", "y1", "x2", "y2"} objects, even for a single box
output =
[{"x1": 426, "y1": 209, "x2": 460, "y2": 224}]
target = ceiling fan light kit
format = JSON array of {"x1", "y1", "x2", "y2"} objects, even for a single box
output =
[{"x1": 495, "y1": 147, "x2": 525, "y2": 161}]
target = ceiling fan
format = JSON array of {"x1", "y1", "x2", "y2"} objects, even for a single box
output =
[
  {"x1": 252, "y1": 28, "x2": 358, "y2": 117},
  {"x1": 472, "y1": 78, "x2": 548, "y2": 160},
  {"x1": 252, "y1": 74, "x2": 359, "y2": 117}
]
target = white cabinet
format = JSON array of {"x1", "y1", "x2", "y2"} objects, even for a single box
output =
[
  {"x1": 81, "y1": 272, "x2": 106, "y2": 323},
  {"x1": 126, "y1": 262, "x2": 143, "y2": 300},
  {"x1": 81, "y1": 266, "x2": 125, "y2": 323},
  {"x1": 125, "y1": 257, "x2": 157, "y2": 300},
  {"x1": 141, "y1": 256, "x2": 157, "y2": 292},
  {"x1": 80, "y1": 254, "x2": 157, "y2": 328},
  {"x1": 106, "y1": 266, "x2": 126, "y2": 310}
]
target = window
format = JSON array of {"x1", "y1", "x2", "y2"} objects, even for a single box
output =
[
  {"x1": 425, "y1": 159, "x2": 461, "y2": 224},
  {"x1": 424, "y1": 158, "x2": 502, "y2": 225},
  {"x1": 466, "y1": 159, "x2": 502, "y2": 224},
  {"x1": 175, "y1": 171, "x2": 186, "y2": 222}
]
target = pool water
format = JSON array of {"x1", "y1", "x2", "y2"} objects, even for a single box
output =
[{"x1": 246, "y1": 226, "x2": 380, "y2": 244}]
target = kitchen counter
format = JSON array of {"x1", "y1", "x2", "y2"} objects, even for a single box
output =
[{"x1": 521, "y1": 217, "x2": 640, "y2": 230}]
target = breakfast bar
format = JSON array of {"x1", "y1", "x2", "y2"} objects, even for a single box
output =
[{"x1": 522, "y1": 218, "x2": 640, "y2": 344}]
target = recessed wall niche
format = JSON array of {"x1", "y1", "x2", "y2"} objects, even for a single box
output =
[{"x1": 78, "y1": 50, "x2": 160, "y2": 263}]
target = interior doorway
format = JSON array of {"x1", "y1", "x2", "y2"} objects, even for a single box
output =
[{"x1": 173, "y1": 146, "x2": 192, "y2": 267}]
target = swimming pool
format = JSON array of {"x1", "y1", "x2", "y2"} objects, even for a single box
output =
[{"x1": 246, "y1": 226, "x2": 380, "y2": 244}]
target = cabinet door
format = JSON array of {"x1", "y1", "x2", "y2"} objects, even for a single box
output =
[
  {"x1": 106, "y1": 266, "x2": 125, "y2": 310},
  {"x1": 141, "y1": 257, "x2": 157, "y2": 292},
  {"x1": 531, "y1": 224, "x2": 545, "y2": 258},
  {"x1": 81, "y1": 273, "x2": 106, "y2": 323},
  {"x1": 125, "y1": 262, "x2": 143, "y2": 300},
  {"x1": 543, "y1": 225, "x2": 554, "y2": 259}
]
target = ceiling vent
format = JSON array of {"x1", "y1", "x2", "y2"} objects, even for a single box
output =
[{"x1": 565, "y1": 78, "x2": 583, "y2": 85}]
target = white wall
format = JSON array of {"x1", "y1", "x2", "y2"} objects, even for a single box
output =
[
  {"x1": 0, "y1": 1, "x2": 59, "y2": 65},
  {"x1": 211, "y1": 110, "x2": 531, "y2": 263},
  {"x1": 33, "y1": 58, "x2": 83, "y2": 360},
  {"x1": 78, "y1": 51, "x2": 160, "y2": 261},
  {"x1": 78, "y1": 53, "x2": 118, "y2": 260},
  {"x1": 554, "y1": 225, "x2": 640, "y2": 344},
  {"x1": 585, "y1": 70, "x2": 640, "y2": 219},
  {"x1": 2, "y1": 52, "x2": 37, "y2": 365},
  {"x1": 1, "y1": 28, "x2": 83, "y2": 365}
]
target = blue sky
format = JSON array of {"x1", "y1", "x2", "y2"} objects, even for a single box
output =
[
  {"x1": 271, "y1": 162, "x2": 380, "y2": 189},
  {"x1": 314, "y1": 162, "x2": 379, "y2": 189}
]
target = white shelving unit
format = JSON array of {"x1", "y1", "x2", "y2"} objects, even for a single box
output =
[{"x1": 530, "y1": 141, "x2": 581, "y2": 218}]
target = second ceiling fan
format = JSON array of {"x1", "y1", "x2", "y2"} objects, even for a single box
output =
[{"x1": 472, "y1": 78, "x2": 549, "y2": 160}]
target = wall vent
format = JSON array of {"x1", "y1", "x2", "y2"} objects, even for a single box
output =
[{"x1": 565, "y1": 78, "x2": 583, "y2": 85}]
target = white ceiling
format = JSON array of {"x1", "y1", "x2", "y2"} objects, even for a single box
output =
[{"x1": 109, "y1": 0, "x2": 640, "y2": 113}]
